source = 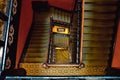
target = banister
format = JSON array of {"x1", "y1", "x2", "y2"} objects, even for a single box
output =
[
  {"x1": 47, "y1": 16, "x2": 53, "y2": 63},
  {"x1": 1, "y1": 0, "x2": 13, "y2": 71}
]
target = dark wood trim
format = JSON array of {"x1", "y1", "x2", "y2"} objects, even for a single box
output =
[
  {"x1": 0, "y1": 12, "x2": 8, "y2": 21},
  {"x1": 0, "y1": 40, "x2": 4, "y2": 46}
]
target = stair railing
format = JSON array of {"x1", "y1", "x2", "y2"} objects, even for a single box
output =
[
  {"x1": 0, "y1": 0, "x2": 13, "y2": 71},
  {"x1": 44, "y1": 0, "x2": 85, "y2": 68},
  {"x1": 47, "y1": 16, "x2": 54, "y2": 64}
]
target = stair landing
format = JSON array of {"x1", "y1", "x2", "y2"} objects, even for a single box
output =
[{"x1": 19, "y1": 62, "x2": 106, "y2": 76}]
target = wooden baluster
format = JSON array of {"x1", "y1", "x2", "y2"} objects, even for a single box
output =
[
  {"x1": 76, "y1": 0, "x2": 82, "y2": 64},
  {"x1": 47, "y1": 17, "x2": 53, "y2": 63}
]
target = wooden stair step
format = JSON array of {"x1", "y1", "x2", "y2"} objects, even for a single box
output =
[
  {"x1": 83, "y1": 34, "x2": 112, "y2": 41},
  {"x1": 34, "y1": 19, "x2": 50, "y2": 24},
  {"x1": 83, "y1": 41, "x2": 111, "y2": 47},
  {"x1": 33, "y1": 26, "x2": 49, "y2": 29},
  {"x1": 24, "y1": 58, "x2": 46, "y2": 63},
  {"x1": 19, "y1": 62, "x2": 107, "y2": 76},
  {"x1": 83, "y1": 47, "x2": 110, "y2": 54},
  {"x1": 32, "y1": 27, "x2": 50, "y2": 30},
  {"x1": 28, "y1": 46, "x2": 48, "y2": 49},
  {"x1": 25, "y1": 53, "x2": 47, "y2": 58},
  {"x1": 32, "y1": 30, "x2": 49, "y2": 33},
  {"x1": 26, "y1": 50, "x2": 47, "y2": 54},
  {"x1": 31, "y1": 35, "x2": 49, "y2": 38},
  {"x1": 84, "y1": 11, "x2": 116, "y2": 20},
  {"x1": 32, "y1": 28, "x2": 49, "y2": 31},
  {"x1": 29, "y1": 40, "x2": 49, "y2": 44},
  {"x1": 32, "y1": 27, "x2": 49, "y2": 30},
  {"x1": 83, "y1": 55, "x2": 109, "y2": 60},
  {"x1": 84, "y1": 20, "x2": 114, "y2": 27},
  {"x1": 85, "y1": 4, "x2": 117, "y2": 12},
  {"x1": 33, "y1": 25, "x2": 49, "y2": 27},
  {"x1": 28, "y1": 45, "x2": 48, "y2": 49},
  {"x1": 30, "y1": 38, "x2": 49, "y2": 41},
  {"x1": 28, "y1": 44, "x2": 48, "y2": 48},
  {"x1": 84, "y1": 27, "x2": 113, "y2": 34},
  {"x1": 29, "y1": 39, "x2": 48, "y2": 43},
  {"x1": 27, "y1": 48, "x2": 47, "y2": 53},
  {"x1": 31, "y1": 33, "x2": 49, "y2": 36},
  {"x1": 29, "y1": 39, "x2": 48, "y2": 46}
]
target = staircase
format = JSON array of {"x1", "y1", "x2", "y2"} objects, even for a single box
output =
[
  {"x1": 21, "y1": 11, "x2": 50, "y2": 63},
  {"x1": 20, "y1": 6, "x2": 72, "y2": 63},
  {"x1": 19, "y1": 0, "x2": 118, "y2": 76},
  {"x1": 23, "y1": 24, "x2": 50, "y2": 63}
]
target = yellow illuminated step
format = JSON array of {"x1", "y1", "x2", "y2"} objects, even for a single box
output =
[{"x1": 52, "y1": 26, "x2": 69, "y2": 34}]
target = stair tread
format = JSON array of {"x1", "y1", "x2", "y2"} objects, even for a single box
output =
[
  {"x1": 31, "y1": 33, "x2": 49, "y2": 36},
  {"x1": 30, "y1": 38, "x2": 49, "y2": 41},
  {"x1": 24, "y1": 58, "x2": 46, "y2": 63},
  {"x1": 25, "y1": 53, "x2": 47, "y2": 58},
  {"x1": 33, "y1": 28, "x2": 49, "y2": 30},
  {"x1": 26, "y1": 51, "x2": 47, "y2": 53},
  {"x1": 33, "y1": 25, "x2": 49, "y2": 28},
  {"x1": 29, "y1": 41, "x2": 49, "y2": 44},
  {"x1": 31, "y1": 36, "x2": 49, "y2": 39},
  {"x1": 27, "y1": 51, "x2": 47, "y2": 54},
  {"x1": 28, "y1": 43, "x2": 48, "y2": 47}
]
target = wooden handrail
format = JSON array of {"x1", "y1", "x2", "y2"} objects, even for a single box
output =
[
  {"x1": 79, "y1": 0, "x2": 84, "y2": 64},
  {"x1": 1, "y1": 0, "x2": 13, "y2": 71},
  {"x1": 47, "y1": 16, "x2": 53, "y2": 63}
]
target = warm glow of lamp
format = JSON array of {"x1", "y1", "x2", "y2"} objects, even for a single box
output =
[
  {"x1": 55, "y1": 47, "x2": 68, "y2": 49},
  {"x1": 52, "y1": 26, "x2": 69, "y2": 34}
]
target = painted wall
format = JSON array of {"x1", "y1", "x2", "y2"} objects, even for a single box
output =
[
  {"x1": 15, "y1": 0, "x2": 33, "y2": 68},
  {"x1": 112, "y1": 19, "x2": 120, "y2": 69},
  {"x1": 48, "y1": 0, "x2": 74, "y2": 11},
  {"x1": 112, "y1": 3, "x2": 120, "y2": 69}
]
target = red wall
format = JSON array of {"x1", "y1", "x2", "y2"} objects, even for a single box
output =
[
  {"x1": 48, "y1": 0, "x2": 74, "y2": 11},
  {"x1": 112, "y1": 19, "x2": 120, "y2": 69},
  {"x1": 15, "y1": 0, "x2": 33, "y2": 68}
]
